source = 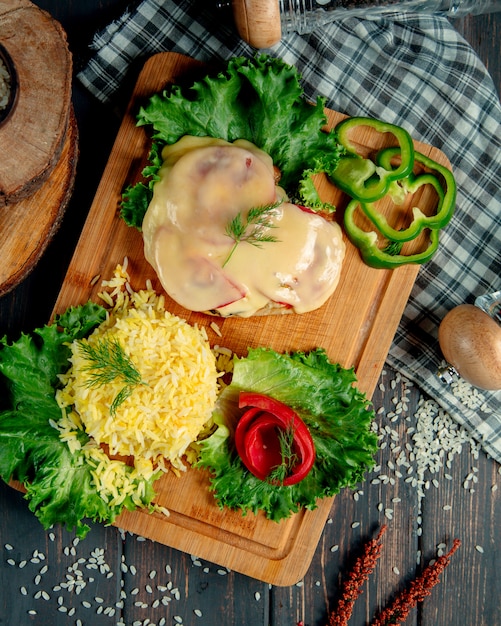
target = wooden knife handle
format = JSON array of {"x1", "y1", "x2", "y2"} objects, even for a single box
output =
[{"x1": 231, "y1": 0, "x2": 282, "y2": 48}]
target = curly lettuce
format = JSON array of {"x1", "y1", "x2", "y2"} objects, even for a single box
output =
[
  {"x1": 0, "y1": 303, "x2": 159, "y2": 538},
  {"x1": 121, "y1": 54, "x2": 345, "y2": 229},
  {"x1": 197, "y1": 347, "x2": 378, "y2": 521}
]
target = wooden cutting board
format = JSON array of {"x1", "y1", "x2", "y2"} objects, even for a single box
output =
[{"x1": 51, "y1": 52, "x2": 451, "y2": 586}]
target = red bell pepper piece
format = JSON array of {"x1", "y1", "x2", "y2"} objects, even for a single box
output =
[{"x1": 235, "y1": 392, "x2": 316, "y2": 486}]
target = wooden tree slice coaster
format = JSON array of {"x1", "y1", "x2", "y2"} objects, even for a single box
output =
[
  {"x1": 0, "y1": 106, "x2": 78, "y2": 297},
  {"x1": 0, "y1": 0, "x2": 72, "y2": 205}
]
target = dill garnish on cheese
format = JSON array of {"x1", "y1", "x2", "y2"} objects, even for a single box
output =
[
  {"x1": 223, "y1": 200, "x2": 282, "y2": 267},
  {"x1": 77, "y1": 336, "x2": 146, "y2": 416},
  {"x1": 57, "y1": 265, "x2": 220, "y2": 474},
  {"x1": 78, "y1": 339, "x2": 145, "y2": 415}
]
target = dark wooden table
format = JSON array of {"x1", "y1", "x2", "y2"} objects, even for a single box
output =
[{"x1": 1, "y1": 3, "x2": 500, "y2": 625}]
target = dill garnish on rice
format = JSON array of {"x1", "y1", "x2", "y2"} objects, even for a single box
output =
[{"x1": 56, "y1": 262, "x2": 219, "y2": 477}]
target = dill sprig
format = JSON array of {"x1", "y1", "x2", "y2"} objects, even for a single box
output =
[
  {"x1": 77, "y1": 336, "x2": 145, "y2": 416},
  {"x1": 268, "y1": 425, "x2": 298, "y2": 485},
  {"x1": 222, "y1": 201, "x2": 282, "y2": 267}
]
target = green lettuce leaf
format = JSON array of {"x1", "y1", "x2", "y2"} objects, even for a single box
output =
[
  {"x1": 121, "y1": 55, "x2": 345, "y2": 229},
  {"x1": 196, "y1": 347, "x2": 378, "y2": 521},
  {"x1": 0, "y1": 303, "x2": 158, "y2": 538}
]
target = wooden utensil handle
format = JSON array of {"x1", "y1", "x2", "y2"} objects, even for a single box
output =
[{"x1": 231, "y1": 0, "x2": 282, "y2": 48}]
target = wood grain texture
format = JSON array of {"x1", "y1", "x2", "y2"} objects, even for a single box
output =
[
  {"x1": 0, "y1": 106, "x2": 78, "y2": 296},
  {"x1": 47, "y1": 51, "x2": 453, "y2": 586},
  {"x1": 0, "y1": 0, "x2": 72, "y2": 204}
]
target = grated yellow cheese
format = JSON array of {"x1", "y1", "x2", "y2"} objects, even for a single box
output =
[{"x1": 57, "y1": 263, "x2": 219, "y2": 480}]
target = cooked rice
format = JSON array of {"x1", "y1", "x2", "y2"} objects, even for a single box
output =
[
  {"x1": 57, "y1": 263, "x2": 219, "y2": 474},
  {"x1": 0, "y1": 58, "x2": 11, "y2": 111}
]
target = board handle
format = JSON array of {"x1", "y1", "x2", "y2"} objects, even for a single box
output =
[{"x1": 231, "y1": 0, "x2": 282, "y2": 48}]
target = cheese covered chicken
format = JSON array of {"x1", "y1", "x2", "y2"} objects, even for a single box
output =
[{"x1": 142, "y1": 136, "x2": 345, "y2": 317}]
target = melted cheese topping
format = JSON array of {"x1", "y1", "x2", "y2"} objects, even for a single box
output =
[{"x1": 142, "y1": 136, "x2": 345, "y2": 317}]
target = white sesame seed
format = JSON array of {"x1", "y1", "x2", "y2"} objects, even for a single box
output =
[
  {"x1": 194, "y1": 609, "x2": 203, "y2": 617},
  {"x1": 330, "y1": 544, "x2": 339, "y2": 552},
  {"x1": 475, "y1": 545, "x2": 484, "y2": 553},
  {"x1": 255, "y1": 592, "x2": 261, "y2": 601}
]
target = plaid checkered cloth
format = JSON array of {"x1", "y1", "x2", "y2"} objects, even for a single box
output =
[{"x1": 78, "y1": 0, "x2": 501, "y2": 463}]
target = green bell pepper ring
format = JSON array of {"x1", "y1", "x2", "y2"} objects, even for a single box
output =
[
  {"x1": 372, "y1": 147, "x2": 457, "y2": 238},
  {"x1": 358, "y1": 172, "x2": 446, "y2": 242},
  {"x1": 344, "y1": 198, "x2": 440, "y2": 269},
  {"x1": 329, "y1": 117, "x2": 415, "y2": 203}
]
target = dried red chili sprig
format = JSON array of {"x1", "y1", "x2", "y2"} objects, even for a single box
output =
[
  {"x1": 370, "y1": 538, "x2": 461, "y2": 626},
  {"x1": 328, "y1": 525, "x2": 387, "y2": 626}
]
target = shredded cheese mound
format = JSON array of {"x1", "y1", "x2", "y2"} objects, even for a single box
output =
[{"x1": 57, "y1": 263, "x2": 219, "y2": 476}]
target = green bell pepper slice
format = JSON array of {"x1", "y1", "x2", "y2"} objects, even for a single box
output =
[
  {"x1": 329, "y1": 117, "x2": 415, "y2": 203},
  {"x1": 344, "y1": 198, "x2": 440, "y2": 269},
  {"x1": 358, "y1": 172, "x2": 446, "y2": 242},
  {"x1": 366, "y1": 147, "x2": 456, "y2": 240}
]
